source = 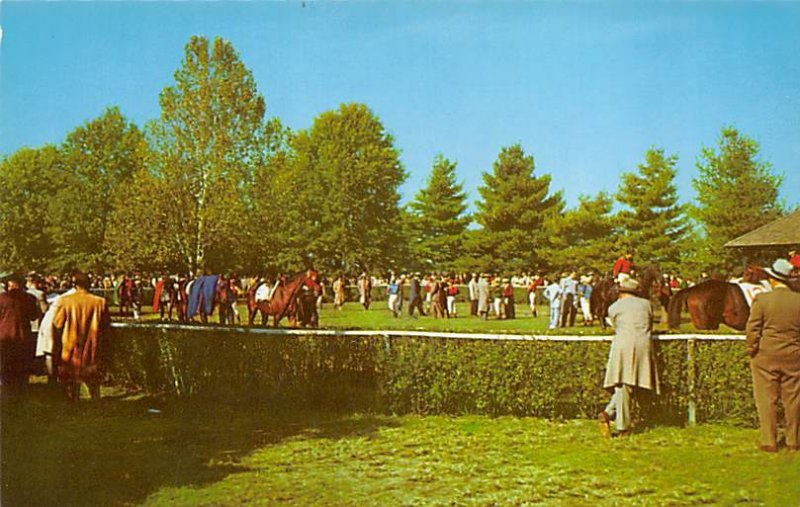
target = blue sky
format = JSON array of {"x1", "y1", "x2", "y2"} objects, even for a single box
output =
[{"x1": 2, "y1": 1, "x2": 798, "y2": 209}]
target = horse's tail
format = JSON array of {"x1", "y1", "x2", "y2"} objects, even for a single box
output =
[{"x1": 667, "y1": 287, "x2": 690, "y2": 329}]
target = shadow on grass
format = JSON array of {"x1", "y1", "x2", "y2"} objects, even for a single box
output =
[{"x1": 1, "y1": 384, "x2": 397, "y2": 507}]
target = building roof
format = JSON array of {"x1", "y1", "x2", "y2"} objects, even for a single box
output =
[{"x1": 724, "y1": 209, "x2": 800, "y2": 248}]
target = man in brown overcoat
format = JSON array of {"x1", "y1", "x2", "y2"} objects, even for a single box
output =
[
  {"x1": 52, "y1": 272, "x2": 110, "y2": 402},
  {"x1": 746, "y1": 258, "x2": 800, "y2": 452}
]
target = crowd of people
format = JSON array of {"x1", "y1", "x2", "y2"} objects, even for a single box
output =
[
  {"x1": 0, "y1": 271, "x2": 110, "y2": 402},
  {"x1": 1, "y1": 251, "x2": 798, "y2": 454}
]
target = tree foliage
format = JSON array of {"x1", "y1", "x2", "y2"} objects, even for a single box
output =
[
  {"x1": 407, "y1": 155, "x2": 471, "y2": 272},
  {"x1": 616, "y1": 148, "x2": 687, "y2": 272},
  {"x1": 149, "y1": 35, "x2": 266, "y2": 273},
  {"x1": 470, "y1": 144, "x2": 563, "y2": 273},
  {"x1": 57, "y1": 107, "x2": 148, "y2": 271},
  {"x1": 284, "y1": 103, "x2": 406, "y2": 273},
  {"x1": 692, "y1": 127, "x2": 783, "y2": 275},
  {"x1": 0, "y1": 146, "x2": 61, "y2": 272},
  {"x1": 541, "y1": 192, "x2": 619, "y2": 275}
]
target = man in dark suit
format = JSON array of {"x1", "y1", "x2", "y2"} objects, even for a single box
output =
[
  {"x1": 408, "y1": 273, "x2": 425, "y2": 317},
  {"x1": 746, "y1": 258, "x2": 800, "y2": 452}
]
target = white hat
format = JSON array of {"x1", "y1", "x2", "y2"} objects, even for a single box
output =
[
  {"x1": 764, "y1": 258, "x2": 793, "y2": 282},
  {"x1": 619, "y1": 278, "x2": 639, "y2": 293}
]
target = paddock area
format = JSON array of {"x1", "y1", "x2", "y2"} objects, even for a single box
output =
[{"x1": 2, "y1": 388, "x2": 797, "y2": 506}]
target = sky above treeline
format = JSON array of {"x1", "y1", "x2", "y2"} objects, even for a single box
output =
[{"x1": 2, "y1": 1, "x2": 799, "y2": 209}]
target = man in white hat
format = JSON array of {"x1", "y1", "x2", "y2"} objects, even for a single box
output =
[
  {"x1": 746, "y1": 258, "x2": 800, "y2": 452},
  {"x1": 599, "y1": 277, "x2": 660, "y2": 437}
]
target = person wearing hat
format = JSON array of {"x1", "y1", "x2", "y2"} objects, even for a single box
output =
[
  {"x1": 598, "y1": 276, "x2": 660, "y2": 437},
  {"x1": 745, "y1": 258, "x2": 800, "y2": 452},
  {"x1": 0, "y1": 273, "x2": 41, "y2": 393}
]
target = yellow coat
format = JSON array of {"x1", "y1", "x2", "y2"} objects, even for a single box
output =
[{"x1": 52, "y1": 289, "x2": 110, "y2": 382}]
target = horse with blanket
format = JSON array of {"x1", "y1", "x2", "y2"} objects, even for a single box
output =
[{"x1": 666, "y1": 264, "x2": 793, "y2": 331}]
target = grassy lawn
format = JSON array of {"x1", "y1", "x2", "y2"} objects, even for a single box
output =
[
  {"x1": 2, "y1": 388, "x2": 795, "y2": 506},
  {"x1": 131, "y1": 301, "x2": 721, "y2": 335}
]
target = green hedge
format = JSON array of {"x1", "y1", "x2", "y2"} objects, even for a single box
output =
[{"x1": 107, "y1": 328, "x2": 755, "y2": 425}]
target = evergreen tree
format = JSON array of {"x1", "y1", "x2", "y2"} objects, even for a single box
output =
[
  {"x1": 542, "y1": 192, "x2": 619, "y2": 274},
  {"x1": 407, "y1": 155, "x2": 471, "y2": 272},
  {"x1": 692, "y1": 127, "x2": 783, "y2": 275},
  {"x1": 615, "y1": 148, "x2": 687, "y2": 272},
  {"x1": 471, "y1": 143, "x2": 563, "y2": 273}
]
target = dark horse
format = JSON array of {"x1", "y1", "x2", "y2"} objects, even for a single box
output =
[
  {"x1": 667, "y1": 265, "x2": 770, "y2": 331},
  {"x1": 590, "y1": 266, "x2": 671, "y2": 328},
  {"x1": 247, "y1": 272, "x2": 308, "y2": 327},
  {"x1": 116, "y1": 277, "x2": 134, "y2": 317}
]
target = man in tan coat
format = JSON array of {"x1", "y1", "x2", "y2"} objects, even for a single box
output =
[
  {"x1": 746, "y1": 258, "x2": 800, "y2": 452},
  {"x1": 598, "y1": 277, "x2": 660, "y2": 437},
  {"x1": 52, "y1": 272, "x2": 110, "y2": 402}
]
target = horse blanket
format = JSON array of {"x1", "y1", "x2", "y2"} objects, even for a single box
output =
[
  {"x1": 734, "y1": 280, "x2": 772, "y2": 307},
  {"x1": 187, "y1": 275, "x2": 219, "y2": 319}
]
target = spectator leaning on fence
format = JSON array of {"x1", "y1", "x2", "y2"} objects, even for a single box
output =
[
  {"x1": 745, "y1": 258, "x2": 800, "y2": 453},
  {"x1": 598, "y1": 277, "x2": 660, "y2": 438}
]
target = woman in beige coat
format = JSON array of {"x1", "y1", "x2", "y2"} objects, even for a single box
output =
[{"x1": 598, "y1": 277, "x2": 660, "y2": 437}]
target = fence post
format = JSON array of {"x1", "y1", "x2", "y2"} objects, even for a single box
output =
[{"x1": 687, "y1": 338, "x2": 697, "y2": 426}]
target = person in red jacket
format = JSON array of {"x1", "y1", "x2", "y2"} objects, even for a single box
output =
[
  {"x1": 789, "y1": 250, "x2": 800, "y2": 271},
  {"x1": 612, "y1": 253, "x2": 634, "y2": 280}
]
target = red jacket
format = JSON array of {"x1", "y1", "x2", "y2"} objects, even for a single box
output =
[{"x1": 613, "y1": 257, "x2": 632, "y2": 278}]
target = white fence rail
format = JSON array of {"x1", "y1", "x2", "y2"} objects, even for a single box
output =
[{"x1": 111, "y1": 322, "x2": 743, "y2": 342}]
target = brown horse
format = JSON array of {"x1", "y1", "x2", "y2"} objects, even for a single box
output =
[
  {"x1": 666, "y1": 265, "x2": 769, "y2": 331},
  {"x1": 247, "y1": 272, "x2": 307, "y2": 327},
  {"x1": 667, "y1": 280, "x2": 750, "y2": 331}
]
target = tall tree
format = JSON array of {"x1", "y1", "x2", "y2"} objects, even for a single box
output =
[
  {"x1": 541, "y1": 192, "x2": 619, "y2": 274},
  {"x1": 407, "y1": 155, "x2": 471, "y2": 272},
  {"x1": 692, "y1": 127, "x2": 783, "y2": 275},
  {"x1": 0, "y1": 146, "x2": 61, "y2": 272},
  {"x1": 57, "y1": 106, "x2": 148, "y2": 270},
  {"x1": 616, "y1": 148, "x2": 687, "y2": 272},
  {"x1": 285, "y1": 103, "x2": 406, "y2": 273},
  {"x1": 246, "y1": 118, "x2": 300, "y2": 273},
  {"x1": 470, "y1": 143, "x2": 563, "y2": 273},
  {"x1": 150, "y1": 35, "x2": 266, "y2": 273}
]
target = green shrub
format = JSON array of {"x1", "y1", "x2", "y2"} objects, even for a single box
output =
[{"x1": 107, "y1": 327, "x2": 755, "y2": 425}]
